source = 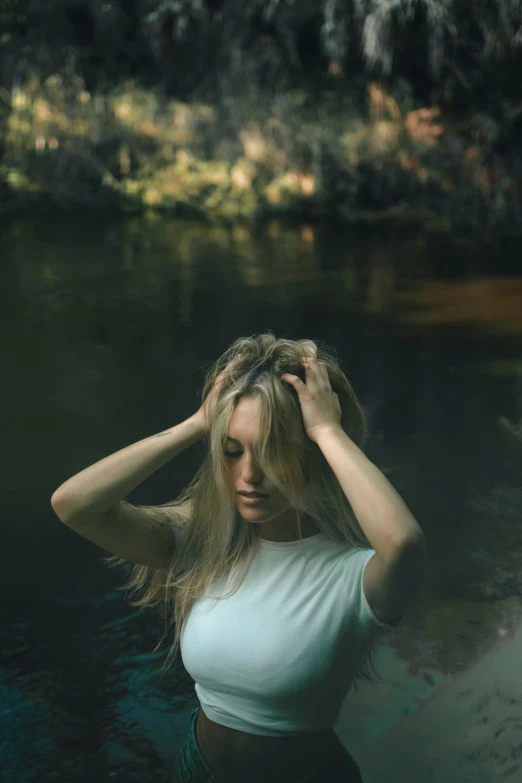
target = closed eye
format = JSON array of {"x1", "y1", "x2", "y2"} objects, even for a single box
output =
[{"x1": 225, "y1": 451, "x2": 242, "y2": 458}]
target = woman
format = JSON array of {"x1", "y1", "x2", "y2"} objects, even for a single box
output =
[{"x1": 51, "y1": 332, "x2": 425, "y2": 782}]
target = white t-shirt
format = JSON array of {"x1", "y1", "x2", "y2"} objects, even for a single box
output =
[{"x1": 180, "y1": 532, "x2": 395, "y2": 736}]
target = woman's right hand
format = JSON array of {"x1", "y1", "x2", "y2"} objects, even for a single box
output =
[{"x1": 196, "y1": 355, "x2": 243, "y2": 434}]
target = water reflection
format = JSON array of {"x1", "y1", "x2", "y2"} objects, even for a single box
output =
[
  {"x1": 396, "y1": 278, "x2": 522, "y2": 334},
  {"x1": 1, "y1": 210, "x2": 521, "y2": 780}
]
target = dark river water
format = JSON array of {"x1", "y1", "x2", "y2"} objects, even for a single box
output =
[{"x1": 1, "y1": 208, "x2": 522, "y2": 782}]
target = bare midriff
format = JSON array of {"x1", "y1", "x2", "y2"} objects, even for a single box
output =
[{"x1": 195, "y1": 706, "x2": 339, "y2": 783}]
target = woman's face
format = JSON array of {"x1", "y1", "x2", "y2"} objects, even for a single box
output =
[{"x1": 224, "y1": 395, "x2": 318, "y2": 541}]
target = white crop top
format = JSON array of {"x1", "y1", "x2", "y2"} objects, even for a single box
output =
[{"x1": 180, "y1": 532, "x2": 395, "y2": 736}]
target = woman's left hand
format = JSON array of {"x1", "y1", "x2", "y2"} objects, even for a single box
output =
[{"x1": 280, "y1": 358, "x2": 342, "y2": 443}]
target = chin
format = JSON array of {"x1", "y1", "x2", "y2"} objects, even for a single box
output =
[
  {"x1": 236, "y1": 504, "x2": 269, "y2": 520},
  {"x1": 238, "y1": 514, "x2": 264, "y2": 524}
]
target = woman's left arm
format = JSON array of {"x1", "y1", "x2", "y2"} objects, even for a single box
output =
[
  {"x1": 315, "y1": 425, "x2": 425, "y2": 561},
  {"x1": 280, "y1": 356, "x2": 425, "y2": 562}
]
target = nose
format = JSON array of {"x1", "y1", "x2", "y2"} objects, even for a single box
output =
[{"x1": 240, "y1": 452, "x2": 263, "y2": 483}]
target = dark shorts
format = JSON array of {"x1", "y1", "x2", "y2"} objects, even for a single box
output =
[{"x1": 174, "y1": 706, "x2": 364, "y2": 782}]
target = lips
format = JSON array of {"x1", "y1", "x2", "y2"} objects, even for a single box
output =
[{"x1": 238, "y1": 493, "x2": 268, "y2": 498}]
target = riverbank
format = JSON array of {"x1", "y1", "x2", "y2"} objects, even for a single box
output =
[
  {"x1": 339, "y1": 614, "x2": 522, "y2": 782},
  {"x1": 2, "y1": 73, "x2": 521, "y2": 235}
]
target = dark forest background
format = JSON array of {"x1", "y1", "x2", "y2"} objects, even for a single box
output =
[{"x1": 1, "y1": 0, "x2": 522, "y2": 231}]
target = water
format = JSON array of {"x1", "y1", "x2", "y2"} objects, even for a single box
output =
[{"x1": 1, "y1": 208, "x2": 521, "y2": 781}]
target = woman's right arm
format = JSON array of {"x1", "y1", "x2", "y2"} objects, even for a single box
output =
[{"x1": 50, "y1": 413, "x2": 206, "y2": 569}]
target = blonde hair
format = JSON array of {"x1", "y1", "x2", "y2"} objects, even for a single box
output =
[{"x1": 103, "y1": 332, "x2": 394, "y2": 693}]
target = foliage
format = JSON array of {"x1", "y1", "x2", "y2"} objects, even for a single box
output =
[
  {"x1": 1, "y1": 1, "x2": 521, "y2": 107},
  {"x1": 1, "y1": 1, "x2": 521, "y2": 228}
]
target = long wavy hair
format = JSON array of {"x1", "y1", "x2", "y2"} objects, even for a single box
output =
[{"x1": 103, "y1": 332, "x2": 395, "y2": 693}]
